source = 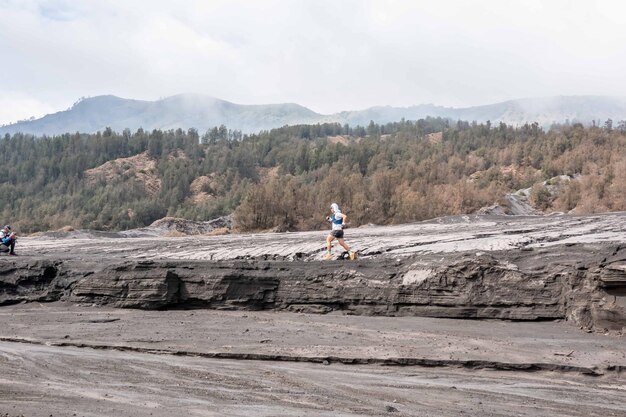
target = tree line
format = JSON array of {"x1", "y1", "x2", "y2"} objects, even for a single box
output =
[{"x1": 1, "y1": 118, "x2": 625, "y2": 233}]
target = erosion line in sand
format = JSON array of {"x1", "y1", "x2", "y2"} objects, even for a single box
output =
[{"x1": 0, "y1": 336, "x2": 612, "y2": 377}]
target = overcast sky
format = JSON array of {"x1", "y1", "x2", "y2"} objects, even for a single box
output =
[{"x1": 1, "y1": 0, "x2": 625, "y2": 125}]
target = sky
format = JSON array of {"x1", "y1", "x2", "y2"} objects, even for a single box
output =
[{"x1": 1, "y1": 0, "x2": 626, "y2": 125}]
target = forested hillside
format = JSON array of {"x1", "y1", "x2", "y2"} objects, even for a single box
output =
[{"x1": 1, "y1": 118, "x2": 625, "y2": 233}]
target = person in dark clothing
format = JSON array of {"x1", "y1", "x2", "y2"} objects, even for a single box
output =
[{"x1": 0, "y1": 225, "x2": 17, "y2": 255}]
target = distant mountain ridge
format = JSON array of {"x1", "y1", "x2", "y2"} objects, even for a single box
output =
[{"x1": 3, "y1": 94, "x2": 626, "y2": 136}]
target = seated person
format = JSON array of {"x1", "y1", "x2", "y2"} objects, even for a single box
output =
[{"x1": 0, "y1": 225, "x2": 17, "y2": 255}]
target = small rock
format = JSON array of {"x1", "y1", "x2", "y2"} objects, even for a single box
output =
[{"x1": 386, "y1": 405, "x2": 399, "y2": 412}]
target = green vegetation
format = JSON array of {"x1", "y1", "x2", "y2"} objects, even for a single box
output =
[{"x1": 1, "y1": 118, "x2": 626, "y2": 233}]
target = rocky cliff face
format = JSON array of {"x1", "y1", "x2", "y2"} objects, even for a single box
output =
[{"x1": 1, "y1": 213, "x2": 625, "y2": 333}]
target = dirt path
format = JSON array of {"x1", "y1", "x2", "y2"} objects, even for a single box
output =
[
  {"x1": 1, "y1": 340, "x2": 625, "y2": 417},
  {"x1": 0, "y1": 303, "x2": 624, "y2": 416}
]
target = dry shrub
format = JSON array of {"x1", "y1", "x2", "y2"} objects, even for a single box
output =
[
  {"x1": 206, "y1": 227, "x2": 230, "y2": 236},
  {"x1": 164, "y1": 230, "x2": 187, "y2": 237}
]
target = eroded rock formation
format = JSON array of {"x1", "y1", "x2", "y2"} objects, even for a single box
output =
[{"x1": 1, "y1": 213, "x2": 625, "y2": 333}]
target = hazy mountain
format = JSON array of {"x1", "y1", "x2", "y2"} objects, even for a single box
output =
[
  {"x1": 2, "y1": 94, "x2": 626, "y2": 136},
  {"x1": 0, "y1": 94, "x2": 322, "y2": 136},
  {"x1": 329, "y1": 96, "x2": 626, "y2": 128},
  {"x1": 449, "y1": 96, "x2": 626, "y2": 128}
]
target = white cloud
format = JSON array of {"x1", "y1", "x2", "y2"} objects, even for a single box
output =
[
  {"x1": 0, "y1": 92, "x2": 58, "y2": 125},
  {"x1": 1, "y1": 0, "x2": 626, "y2": 123}
]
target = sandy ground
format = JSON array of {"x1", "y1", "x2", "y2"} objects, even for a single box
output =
[
  {"x1": 0, "y1": 302, "x2": 624, "y2": 416},
  {"x1": 2, "y1": 213, "x2": 626, "y2": 415}
]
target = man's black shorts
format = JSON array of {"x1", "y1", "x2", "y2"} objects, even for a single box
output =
[{"x1": 331, "y1": 229, "x2": 344, "y2": 238}]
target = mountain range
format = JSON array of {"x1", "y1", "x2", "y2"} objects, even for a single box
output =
[{"x1": 2, "y1": 94, "x2": 626, "y2": 136}]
